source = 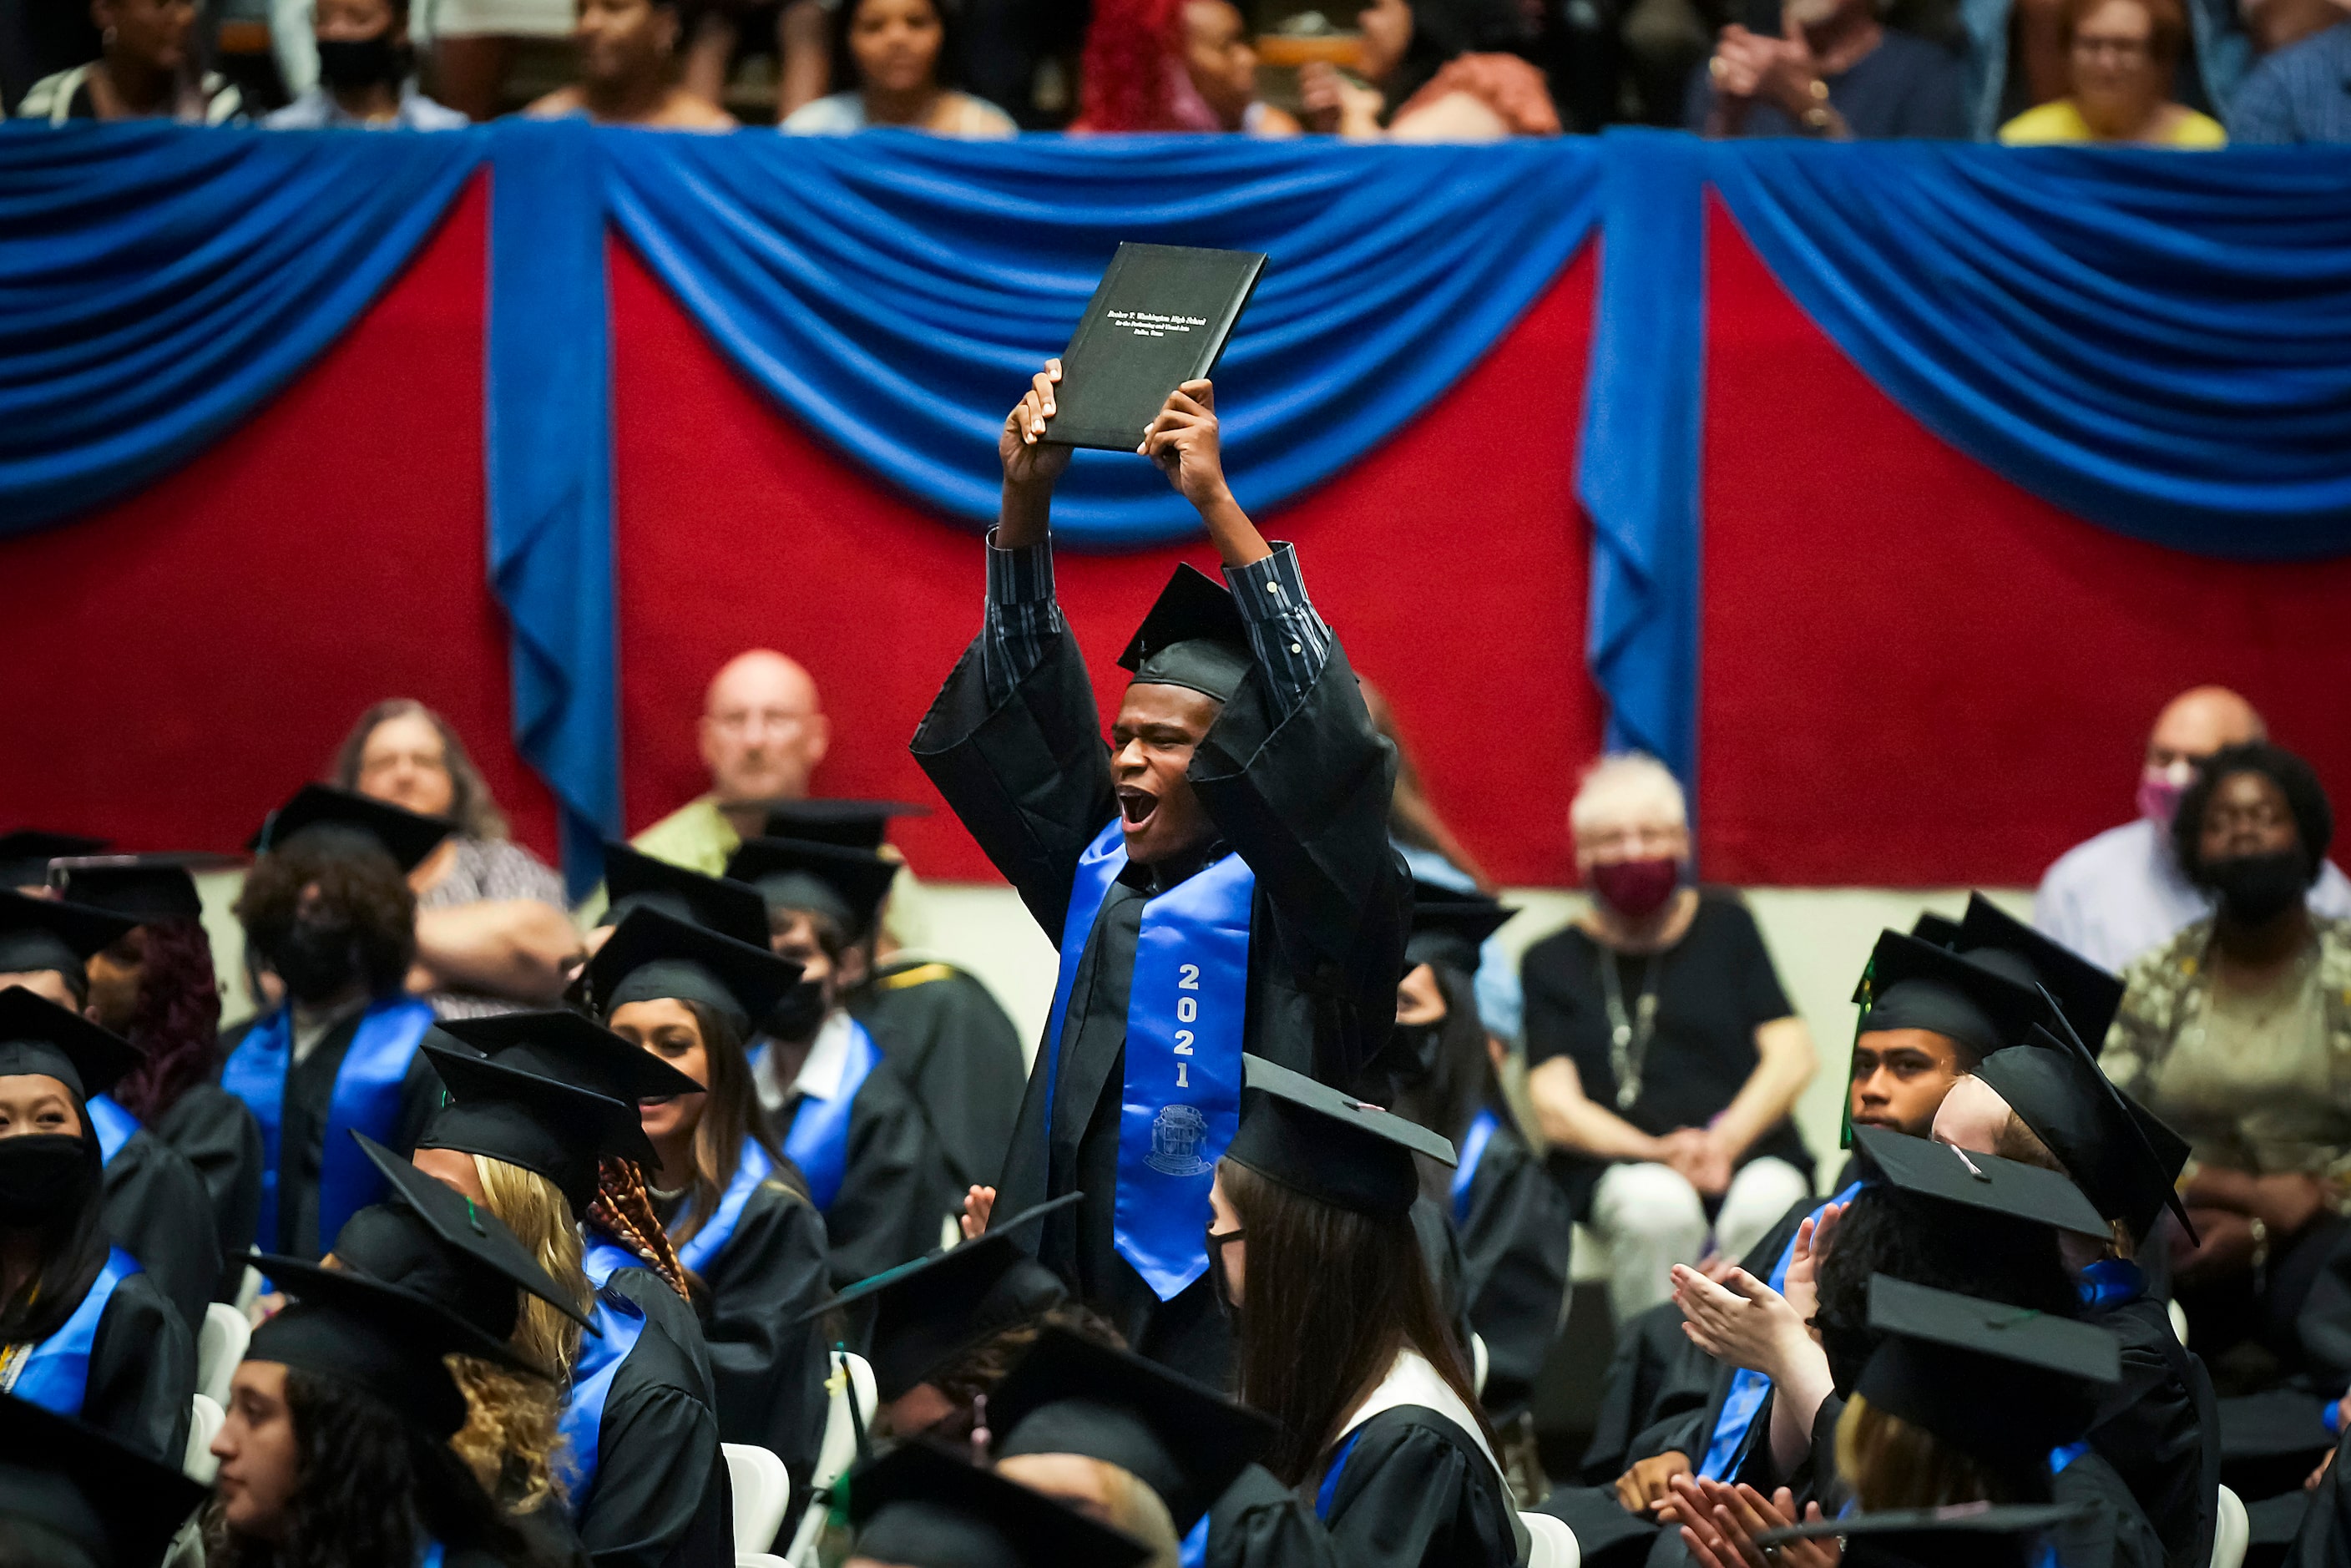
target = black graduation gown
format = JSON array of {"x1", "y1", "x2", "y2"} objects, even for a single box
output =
[
  {"x1": 849, "y1": 958, "x2": 1026, "y2": 1196},
  {"x1": 76, "y1": 1267, "x2": 197, "y2": 1464},
  {"x1": 1458, "y1": 1117, "x2": 1574, "y2": 1421},
  {"x1": 2286, "y1": 1428, "x2": 2351, "y2": 1568},
  {"x1": 99, "y1": 1121, "x2": 220, "y2": 1333},
  {"x1": 2084, "y1": 1294, "x2": 2217, "y2": 1568},
  {"x1": 578, "y1": 1268, "x2": 733, "y2": 1568},
  {"x1": 1319, "y1": 1407, "x2": 1521, "y2": 1568},
  {"x1": 669, "y1": 1176, "x2": 832, "y2": 1499},
  {"x1": 273, "y1": 1014, "x2": 443, "y2": 1261},
  {"x1": 1203, "y1": 1464, "x2": 1341, "y2": 1568},
  {"x1": 149, "y1": 1080, "x2": 263, "y2": 1278},
  {"x1": 2054, "y1": 1448, "x2": 2169, "y2": 1568},
  {"x1": 766, "y1": 1050, "x2": 951, "y2": 1291},
  {"x1": 912, "y1": 623, "x2": 1408, "y2": 1386}
]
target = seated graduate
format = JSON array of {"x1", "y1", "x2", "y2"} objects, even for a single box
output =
[
  {"x1": 911, "y1": 365, "x2": 1408, "y2": 1386},
  {"x1": 0, "y1": 1388, "x2": 210, "y2": 1568},
  {"x1": 0, "y1": 888, "x2": 220, "y2": 1328},
  {"x1": 577, "y1": 908, "x2": 834, "y2": 1506},
  {"x1": 1381, "y1": 879, "x2": 1571, "y2": 1430},
  {"x1": 724, "y1": 834, "x2": 952, "y2": 1282},
  {"x1": 53, "y1": 855, "x2": 265, "y2": 1282},
  {"x1": 209, "y1": 1253, "x2": 570, "y2": 1568},
  {"x1": 1209, "y1": 1055, "x2": 1520, "y2": 1568},
  {"x1": 225, "y1": 786, "x2": 453, "y2": 1262},
  {"x1": 842, "y1": 1439, "x2": 1155, "y2": 1568},
  {"x1": 330, "y1": 1131, "x2": 599, "y2": 1555},
  {"x1": 413, "y1": 1009, "x2": 732, "y2": 1568},
  {"x1": 0, "y1": 989, "x2": 196, "y2": 1463}
]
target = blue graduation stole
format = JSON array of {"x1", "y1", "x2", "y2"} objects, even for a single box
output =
[
  {"x1": 1179, "y1": 1516, "x2": 1211, "y2": 1568},
  {"x1": 222, "y1": 994, "x2": 437, "y2": 1254},
  {"x1": 1314, "y1": 1429, "x2": 1367, "y2": 1520},
  {"x1": 1450, "y1": 1109, "x2": 1501, "y2": 1227},
  {"x1": 759, "y1": 1020, "x2": 882, "y2": 1214},
  {"x1": 2077, "y1": 1258, "x2": 2146, "y2": 1312},
  {"x1": 1699, "y1": 1179, "x2": 1867, "y2": 1480},
  {"x1": 559, "y1": 1277, "x2": 648, "y2": 1503},
  {"x1": 1041, "y1": 820, "x2": 1254, "y2": 1302},
  {"x1": 674, "y1": 1141, "x2": 773, "y2": 1277},
  {"x1": 86, "y1": 1095, "x2": 138, "y2": 1165},
  {"x1": 417, "y1": 1541, "x2": 446, "y2": 1568},
  {"x1": 8, "y1": 1247, "x2": 139, "y2": 1418}
]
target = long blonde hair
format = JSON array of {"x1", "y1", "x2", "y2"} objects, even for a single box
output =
[
  {"x1": 1834, "y1": 1393, "x2": 2027, "y2": 1513},
  {"x1": 451, "y1": 1155, "x2": 594, "y2": 1512}
]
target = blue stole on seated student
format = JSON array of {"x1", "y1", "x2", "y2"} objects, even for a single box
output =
[
  {"x1": 673, "y1": 1141, "x2": 775, "y2": 1277},
  {"x1": 748, "y1": 1020, "x2": 882, "y2": 1213},
  {"x1": 84, "y1": 1095, "x2": 139, "y2": 1166},
  {"x1": 1043, "y1": 819, "x2": 1253, "y2": 1302},
  {"x1": 7, "y1": 1247, "x2": 139, "y2": 1417},
  {"x1": 1450, "y1": 1109, "x2": 1502, "y2": 1226},
  {"x1": 559, "y1": 1239, "x2": 652, "y2": 1502},
  {"x1": 222, "y1": 994, "x2": 437, "y2": 1253}
]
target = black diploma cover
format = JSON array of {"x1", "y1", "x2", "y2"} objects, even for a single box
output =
[{"x1": 1041, "y1": 242, "x2": 1267, "y2": 453}]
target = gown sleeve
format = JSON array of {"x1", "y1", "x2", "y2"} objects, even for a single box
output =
[
  {"x1": 851, "y1": 964, "x2": 1027, "y2": 1196},
  {"x1": 2086, "y1": 1299, "x2": 2211, "y2": 1568},
  {"x1": 1321, "y1": 1411, "x2": 1521, "y2": 1568},
  {"x1": 822, "y1": 1063, "x2": 953, "y2": 1289},
  {"x1": 154, "y1": 1084, "x2": 264, "y2": 1277},
  {"x1": 2055, "y1": 1449, "x2": 2168, "y2": 1568},
  {"x1": 101, "y1": 1130, "x2": 220, "y2": 1334},
  {"x1": 1459, "y1": 1128, "x2": 1574, "y2": 1421},
  {"x1": 82, "y1": 1269, "x2": 196, "y2": 1464},
  {"x1": 1579, "y1": 1300, "x2": 1723, "y2": 1482},
  {"x1": 1205, "y1": 1464, "x2": 1341, "y2": 1568},
  {"x1": 580, "y1": 1373, "x2": 730, "y2": 1568},
  {"x1": 695, "y1": 1181, "x2": 833, "y2": 1490}
]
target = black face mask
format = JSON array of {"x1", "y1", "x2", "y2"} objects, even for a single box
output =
[
  {"x1": 2207, "y1": 851, "x2": 2310, "y2": 925},
  {"x1": 270, "y1": 916, "x2": 363, "y2": 1004},
  {"x1": 1386, "y1": 1021, "x2": 1443, "y2": 1088},
  {"x1": 763, "y1": 979, "x2": 828, "y2": 1044},
  {"x1": 1206, "y1": 1224, "x2": 1245, "y2": 1327},
  {"x1": 315, "y1": 29, "x2": 402, "y2": 89},
  {"x1": 0, "y1": 1134, "x2": 94, "y2": 1227}
]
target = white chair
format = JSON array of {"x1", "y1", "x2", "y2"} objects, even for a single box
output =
[
  {"x1": 2170, "y1": 1297, "x2": 2192, "y2": 1348},
  {"x1": 783, "y1": 1349, "x2": 879, "y2": 1566},
  {"x1": 232, "y1": 1264, "x2": 262, "y2": 1315},
  {"x1": 2210, "y1": 1485, "x2": 2248, "y2": 1568},
  {"x1": 1471, "y1": 1333, "x2": 1490, "y2": 1399},
  {"x1": 1524, "y1": 1510, "x2": 1581, "y2": 1568},
  {"x1": 185, "y1": 1393, "x2": 225, "y2": 1485},
  {"x1": 199, "y1": 1300, "x2": 250, "y2": 1408},
  {"x1": 722, "y1": 1443, "x2": 791, "y2": 1552},
  {"x1": 737, "y1": 1556, "x2": 791, "y2": 1568}
]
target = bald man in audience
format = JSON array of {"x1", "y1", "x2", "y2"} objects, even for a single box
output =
[{"x1": 2035, "y1": 685, "x2": 2351, "y2": 971}]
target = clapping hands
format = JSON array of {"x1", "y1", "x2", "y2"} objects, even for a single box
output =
[{"x1": 1671, "y1": 1476, "x2": 1840, "y2": 1568}]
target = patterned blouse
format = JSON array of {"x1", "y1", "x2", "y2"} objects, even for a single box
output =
[{"x1": 417, "y1": 835, "x2": 569, "y2": 1019}]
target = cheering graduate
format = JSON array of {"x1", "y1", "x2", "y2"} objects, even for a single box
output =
[
  {"x1": 1384, "y1": 880, "x2": 1571, "y2": 1426},
  {"x1": 415, "y1": 1009, "x2": 735, "y2": 1568},
  {"x1": 1208, "y1": 1055, "x2": 1519, "y2": 1568},
  {"x1": 579, "y1": 908, "x2": 834, "y2": 1497},
  {"x1": 52, "y1": 855, "x2": 265, "y2": 1275},
  {"x1": 0, "y1": 889, "x2": 220, "y2": 1327},
  {"x1": 0, "y1": 1389, "x2": 210, "y2": 1568},
  {"x1": 911, "y1": 366, "x2": 1408, "y2": 1383},
  {"x1": 211, "y1": 1255, "x2": 569, "y2": 1568},
  {"x1": 0, "y1": 988, "x2": 195, "y2": 1462},
  {"x1": 843, "y1": 1439, "x2": 1155, "y2": 1568},
  {"x1": 225, "y1": 785, "x2": 451, "y2": 1262},
  {"x1": 724, "y1": 834, "x2": 953, "y2": 1283}
]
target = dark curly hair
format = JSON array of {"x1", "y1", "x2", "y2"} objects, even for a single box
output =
[
  {"x1": 205, "y1": 1368, "x2": 550, "y2": 1568},
  {"x1": 233, "y1": 832, "x2": 417, "y2": 1001},
  {"x1": 2172, "y1": 740, "x2": 2334, "y2": 888},
  {"x1": 110, "y1": 917, "x2": 223, "y2": 1124}
]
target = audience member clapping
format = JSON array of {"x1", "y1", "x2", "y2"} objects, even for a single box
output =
[
  {"x1": 263, "y1": 0, "x2": 467, "y2": 127},
  {"x1": 1298, "y1": 0, "x2": 1556, "y2": 138},
  {"x1": 1685, "y1": 0, "x2": 1964, "y2": 137},
  {"x1": 526, "y1": 0, "x2": 738, "y2": 125},
  {"x1": 782, "y1": 0, "x2": 1018, "y2": 134},
  {"x1": 13, "y1": 0, "x2": 242, "y2": 124},
  {"x1": 2000, "y1": 0, "x2": 2225, "y2": 141},
  {"x1": 2226, "y1": 0, "x2": 2351, "y2": 139}
]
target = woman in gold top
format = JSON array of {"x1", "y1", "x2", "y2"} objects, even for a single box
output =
[{"x1": 1999, "y1": 0, "x2": 2225, "y2": 144}]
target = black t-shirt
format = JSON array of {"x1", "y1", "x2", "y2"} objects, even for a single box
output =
[{"x1": 1523, "y1": 893, "x2": 1812, "y2": 1215}]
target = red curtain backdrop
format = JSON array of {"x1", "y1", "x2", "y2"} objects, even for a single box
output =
[{"x1": 4, "y1": 187, "x2": 2346, "y2": 892}]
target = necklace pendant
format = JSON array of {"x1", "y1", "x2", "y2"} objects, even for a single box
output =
[{"x1": 1612, "y1": 1024, "x2": 1633, "y2": 1049}]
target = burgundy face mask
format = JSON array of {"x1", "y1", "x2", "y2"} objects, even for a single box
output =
[{"x1": 1590, "y1": 857, "x2": 1680, "y2": 919}]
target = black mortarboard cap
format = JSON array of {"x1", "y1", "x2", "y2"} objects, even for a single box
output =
[
  {"x1": 991, "y1": 1325, "x2": 1278, "y2": 1532},
  {"x1": 1851, "y1": 1124, "x2": 2110, "y2": 1239},
  {"x1": 1975, "y1": 1023, "x2": 2194, "y2": 1247},
  {"x1": 334, "y1": 1130, "x2": 596, "y2": 1343},
  {"x1": 0, "y1": 832, "x2": 107, "y2": 890},
  {"x1": 1758, "y1": 1502, "x2": 2093, "y2": 1568},
  {"x1": 0, "y1": 986, "x2": 139, "y2": 1103},
  {"x1": 758, "y1": 798, "x2": 931, "y2": 852},
  {"x1": 250, "y1": 783, "x2": 450, "y2": 874},
  {"x1": 1909, "y1": 911, "x2": 1962, "y2": 948},
  {"x1": 846, "y1": 1441, "x2": 1154, "y2": 1568},
  {"x1": 725, "y1": 837, "x2": 897, "y2": 941},
  {"x1": 1853, "y1": 930, "x2": 2050, "y2": 1065},
  {"x1": 1955, "y1": 893, "x2": 2126, "y2": 1055},
  {"x1": 0, "y1": 1390, "x2": 210, "y2": 1568},
  {"x1": 45, "y1": 856, "x2": 215, "y2": 924},
  {"x1": 1225, "y1": 1055, "x2": 1456, "y2": 1216},
  {"x1": 1406, "y1": 881, "x2": 1515, "y2": 977},
  {"x1": 1115, "y1": 564, "x2": 1252, "y2": 704},
  {"x1": 801, "y1": 1192, "x2": 1080, "y2": 1402},
  {"x1": 415, "y1": 1042, "x2": 658, "y2": 1215},
  {"x1": 600, "y1": 842, "x2": 772, "y2": 949},
  {"x1": 0, "y1": 889, "x2": 135, "y2": 980},
  {"x1": 581, "y1": 906, "x2": 803, "y2": 1036},
  {"x1": 245, "y1": 1251, "x2": 545, "y2": 1439},
  {"x1": 432, "y1": 1009, "x2": 704, "y2": 1103},
  {"x1": 1857, "y1": 1274, "x2": 2117, "y2": 1474}
]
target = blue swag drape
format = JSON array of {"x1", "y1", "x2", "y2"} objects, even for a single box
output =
[{"x1": 8, "y1": 124, "x2": 2351, "y2": 885}]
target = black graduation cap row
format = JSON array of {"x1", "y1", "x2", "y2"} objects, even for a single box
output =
[
  {"x1": 250, "y1": 782, "x2": 452, "y2": 874},
  {"x1": 0, "y1": 829, "x2": 109, "y2": 888},
  {"x1": 1406, "y1": 879, "x2": 1518, "y2": 976},
  {"x1": 1118, "y1": 563, "x2": 1253, "y2": 702},
  {"x1": 0, "y1": 887, "x2": 135, "y2": 981},
  {"x1": 845, "y1": 1439, "x2": 1155, "y2": 1568},
  {"x1": 0, "y1": 1390, "x2": 210, "y2": 1566},
  {"x1": 47, "y1": 853, "x2": 235, "y2": 923},
  {"x1": 603, "y1": 840, "x2": 772, "y2": 949},
  {"x1": 724, "y1": 835, "x2": 899, "y2": 940},
  {"x1": 579, "y1": 905, "x2": 805, "y2": 1034},
  {"x1": 0, "y1": 984, "x2": 140, "y2": 1101}
]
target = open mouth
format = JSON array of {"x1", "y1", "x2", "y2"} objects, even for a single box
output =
[
  {"x1": 639, "y1": 1095, "x2": 676, "y2": 1110},
  {"x1": 1117, "y1": 787, "x2": 1159, "y2": 827}
]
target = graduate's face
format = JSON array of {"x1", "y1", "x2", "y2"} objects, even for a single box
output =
[
  {"x1": 1929, "y1": 1074, "x2": 2014, "y2": 1158},
  {"x1": 1110, "y1": 682, "x2": 1222, "y2": 866},
  {"x1": 767, "y1": 910, "x2": 838, "y2": 1006},
  {"x1": 611, "y1": 998, "x2": 710, "y2": 1143},
  {"x1": 215, "y1": 1360, "x2": 302, "y2": 1540},
  {"x1": 1849, "y1": 1028, "x2": 1966, "y2": 1137},
  {"x1": 0, "y1": 1075, "x2": 82, "y2": 1141},
  {"x1": 1207, "y1": 1166, "x2": 1246, "y2": 1306},
  {"x1": 1395, "y1": 961, "x2": 1447, "y2": 1026}
]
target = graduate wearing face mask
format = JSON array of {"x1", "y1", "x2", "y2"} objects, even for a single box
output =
[
  {"x1": 262, "y1": 0, "x2": 468, "y2": 125},
  {"x1": 0, "y1": 988, "x2": 196, "y2": 1464}
]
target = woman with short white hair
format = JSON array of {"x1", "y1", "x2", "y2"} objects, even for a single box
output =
[{"x1": 1521, "y1": 753, "x2": 1817, "y2": 1319}]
